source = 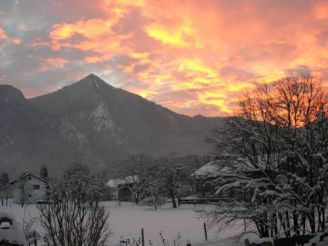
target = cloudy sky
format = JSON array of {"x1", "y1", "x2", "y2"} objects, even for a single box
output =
[{"x1": 0, "y1": 0, "x2": 328, "y2": 116}]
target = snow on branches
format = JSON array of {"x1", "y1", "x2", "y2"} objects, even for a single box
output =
[{"x1": 206, "y1": 75, "x2": 328, "y2": 238}]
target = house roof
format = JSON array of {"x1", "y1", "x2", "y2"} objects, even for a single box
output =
[
  {"x1": 192, "y1": 160, "x2": 232, "y2": 178},
  {"x1": 10, "y1": 172, "x2": 47, "y2": 185},
  {"x1": 193, "y1": 161, "x2": 221, "y2": 177},
  {"x1": 106, "y1": 176, "x2": 138, "y2": 188}
]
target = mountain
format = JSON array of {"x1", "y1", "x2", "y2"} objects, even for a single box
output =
[
  {"x1": 0, "y1": 85, "x2": 83, "y2": 176},
  {"x1": 0, "y1": 74, "x2": 225, "y2": 177}
]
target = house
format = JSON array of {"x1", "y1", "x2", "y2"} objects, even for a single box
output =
[
  {"x1": 192, "y1": 160, "x2": 223, "y2": 198},
  {"x1": 192, "y1": 159, "x2": 251, "y2": 202},
  {"x1": 106, "y1": 176, "x2": 138, "y2": 202},
  {"x1": 192, "y1": 160, "x2": 241, "y2": 197},
  {"x1": 10, "y1": 173, "x2": 47, "y2": 205}
]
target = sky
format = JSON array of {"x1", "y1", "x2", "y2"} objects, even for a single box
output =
[{"x1": 0, "y1": 0, "x2": 328, "y2": 116}]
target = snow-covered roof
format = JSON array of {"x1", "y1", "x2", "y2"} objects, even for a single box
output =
[
  {"x1": 10, "y1": 172, "x2": 47, "y2": 184},
  {"x1": 106, "y1": 176, "x2": 138, "y2": 188},
  {"x1": 192, "y1": 160, "x2": 232, "y2": 178},
  {"x1": 193, "y1": 161, "x2": 221, "y2": 177}
]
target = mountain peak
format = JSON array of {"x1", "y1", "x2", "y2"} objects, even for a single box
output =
[
  {"x1": 85, "y1": 73, "x2": 101, "y2": 80},
  {"x1": 0, "y1": 84, "x2": 25, "y2": 103},
  {"x1": 80, "y1": 73, "x2": 107, "y2": 85},
  {"x1": 77, "y1": 74, "x2": 110, "y2": 89}
]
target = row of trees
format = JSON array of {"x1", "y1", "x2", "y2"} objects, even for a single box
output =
[
  {"x1": 118, "y1": 154, "x2": 206, "y2": 209},
  {"x1": 33, "y1": 156, "x2": 206, "y2": 244},
  {"x1": 207, "y1": 75, "x2": 328, "y2": 238}
]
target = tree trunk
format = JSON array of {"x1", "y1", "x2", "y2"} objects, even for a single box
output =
[
  {"x1": 308, "y1": 210, "x2": 316, "y2": 233},
  {"x1": 321, "y1": 206, "x2": 326, "y2": 232},
  {"x1": 293, "y1": 211, "x2": 299, "y2": 236},
  {"x1": 285, "y1": 211, "x2": 291, "y2": 237},
  {"x1": 302, "y1": 215, "x2": 306, "y2": 235},
  {"x1": 279, "y1": 212, "x2": 288, "y2": 237},
  {"x1": 153, "y1": 197, "x2": 158, "y2": 210},
  {"x1": 273, "y1": 212, "x2": 278, "y2": 237},
  {"x1": 317, "y1": 206, "x2": 322, "y2": 232},
  {"x1": 169, "y1": 189, "x2": 177, "y2": 208}
]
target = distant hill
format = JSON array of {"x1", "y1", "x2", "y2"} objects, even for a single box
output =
[{"x1": 0, "y1": 74, "x2": 226, "y2": 177}]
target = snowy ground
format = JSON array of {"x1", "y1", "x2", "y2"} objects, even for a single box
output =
[{"x1": 0, "y1": 201, "x2": 246, "y2": 246}]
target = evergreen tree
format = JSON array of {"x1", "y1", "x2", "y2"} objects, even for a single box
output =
[
  {"x1": 40, "y1": 165, "x2": 48, "y2": 179},
  {"x1": 0, "y1": 172, "x2": 9, "y2": 185}
]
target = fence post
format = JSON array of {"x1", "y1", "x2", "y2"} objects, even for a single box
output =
[
  {"x1": 141, "y1": 228, "x2": 145, "y2": 246},
  {"x1": 203, "y1": 222, "x2": 208, "y2": 241}
]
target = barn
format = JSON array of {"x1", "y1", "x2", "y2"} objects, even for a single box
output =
[{"x1": 106, "y1": 176, "x2": 138, "y2": 202}]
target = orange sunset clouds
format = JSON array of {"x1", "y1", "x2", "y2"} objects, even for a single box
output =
[{"x1": 0, "y1": 0, "x2": 328, "y2": 116}]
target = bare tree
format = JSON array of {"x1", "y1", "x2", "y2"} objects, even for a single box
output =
[
  {"x1": 154, "y1": 158, "x2": 193, "y2": 208},
  {"x1": 38, "y1": 164, "x2": 110, "y2": 245},
  {"x1": 206, "y1": 74, "x2": 328, "y2": 238},
  {"x1": 18, "y1": 176, "x2": 28, "y2": 208},
  {"x1": 122, "y1": 154, "x2": 154, "y2": 204},
  {"x1": 140, "y1": 165, "x2": 166, "y2": 210}
]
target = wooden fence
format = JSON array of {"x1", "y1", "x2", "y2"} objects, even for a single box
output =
[{"x1": 177, "y1": 197, "x2": 231, "y2": 205}]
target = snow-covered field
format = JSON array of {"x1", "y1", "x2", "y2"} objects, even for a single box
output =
[{"x1": 0, "y1": 201, "x2": 246, "y2": 246}]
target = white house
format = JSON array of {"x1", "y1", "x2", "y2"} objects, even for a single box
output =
[{"x1": 10, "y1": 173, "x2": 47, "y2": 204}]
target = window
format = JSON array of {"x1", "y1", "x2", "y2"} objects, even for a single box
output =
[
  {"x1": 33, "y1": 185, "x2": 40, "y2": 190},
  {"x1": 28, "y1": 177, "x2": 31, "y2": 180}
]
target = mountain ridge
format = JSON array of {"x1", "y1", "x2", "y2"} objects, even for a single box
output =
[{"x1": 0, "y1": 74, "x2": 226, "y2": 177}]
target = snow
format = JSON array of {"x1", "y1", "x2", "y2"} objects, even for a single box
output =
[
  {"x1": 192, "y1": 161, "x2": 221, "y2": 177},
  {"x1": 0, "y1": 201, "x2": 245, "y2": 246},
  {"x1": 60, "y1": 120, "x2": 88, "y2": 145},
  {"x1": 304, "y1": 233, "x2": 328, "y2": 246},
  {"x1": 103, "y1": 202, "x2": 246, "y2": 246},
  {"x1": 89, "y1": 102, "x2": 126, "y2": 144},
  {"x1": 106, "y1": 176, "x2": 138, "y2": 188},
  {"x1": 91, "y1": 102, "x2": 115, "y2": 132},
  {"x1": 240, "y1": 233, "x2": 273, "y2": 244},
  {"x1": 0, "y1": 210, "x2": 28, "y2": 245},
  {"x1": 192, "y1": 160, "x2": 234, "y2": 179}
]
